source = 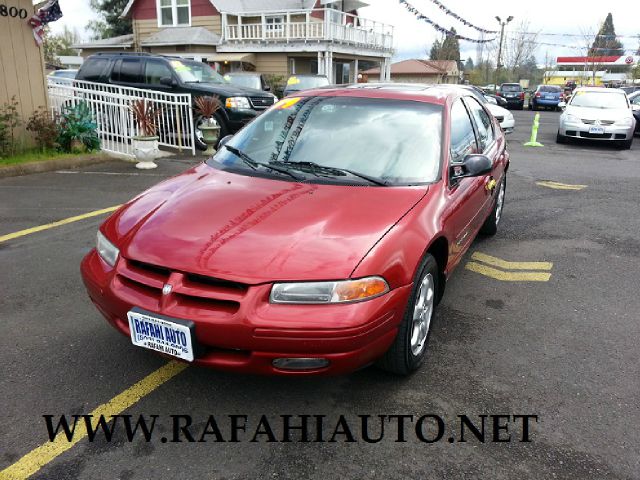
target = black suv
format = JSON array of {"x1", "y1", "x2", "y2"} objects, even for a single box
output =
[
  {"x1": 498, "y1": 83, "x2": 525, "y2": 110},
  {"x1": 75, "y1": 53, "x2": 277, "y2": 149}
]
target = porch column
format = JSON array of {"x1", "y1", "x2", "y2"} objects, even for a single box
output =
[
  {"x1": 379, "y1": 59, "x2": 385, "y2": 81},
  {"x1": 261, "y1": 14, "x2": 266, "y2": 41},
  {"x1": 326, "y1": 51, "x2": 334, "y2": 83},
  {"x1": 317, "y1": 52, "x2": 324, "y2": 75},
  {"x1": 353, "y1": 58, "x2": 359, "y2": 83},
  {"x1": 238, "y1": 15, "x2": 243, "y2": 41},
  {"x1": 221, "y1": 13, "x2": 227, "y2": 41}
]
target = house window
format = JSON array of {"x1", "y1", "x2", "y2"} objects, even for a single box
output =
[
  {"x1": 158, "y1": 0, "x2": 190, "y2": 27},
  {"x1": 265, "y1": 16, "x2": 284, "y2": 33}
]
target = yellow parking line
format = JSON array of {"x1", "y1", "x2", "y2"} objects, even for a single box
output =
[
  {"x1": 465, "y1": 262, "x2": 552, "y2": 282},
  {"x1": 0, "y1": 361, "x2": 188, "y2": 480},
  {"x1": 536, "y1": 181, "x2": 587, "y2": 190},
  {"x1": 471, "y1": 252, "x2": 553, "y2": 271},
  {"x1": 0, "y1": 206, "x2": 121, "y2": 244}
]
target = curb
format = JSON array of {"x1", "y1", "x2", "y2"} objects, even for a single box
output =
[{"x1": 0, "y1": 154, "x2": 113, "y2": 179}]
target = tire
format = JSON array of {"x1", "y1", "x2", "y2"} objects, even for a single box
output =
[
  {"x1": 556, "y1": 131, "x2": 566, "y2": 144},
  {"x1": 480, "y1": 175, "x2": 506, "y2": 236},
  {"x1": 194, "y1": 112, "x2": 228, "y2": 151},
  {"x1": 377, "y1": 254, "x2": 439, "y2": 375},
  {"x1": 617, "y1": 138, "x2": 632, "y2": 150}
]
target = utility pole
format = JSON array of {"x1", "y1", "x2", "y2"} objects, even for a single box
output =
[{"x1": 495, "y1": 15, "x2": 513, "y2": 92}]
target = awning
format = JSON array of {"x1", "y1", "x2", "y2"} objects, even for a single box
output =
[{"x1": 205, "y1": 53, "x2": 256, "y2": 64}]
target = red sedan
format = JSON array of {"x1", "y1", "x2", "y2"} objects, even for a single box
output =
[{"x1": 81, "y1": 84, "x2": 509, "y2": 376}]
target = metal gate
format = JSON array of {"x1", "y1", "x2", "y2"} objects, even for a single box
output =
[{"x1": 47, "y1": 79, "x2": 195, "y2": 158}]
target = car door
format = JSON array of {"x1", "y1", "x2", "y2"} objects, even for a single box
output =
[
  {"x1": 143, "y1": 59, "x2": 178, "y2": 93},
  {"x1": 443, "y1": 98, "x2": 488, "y2": 267},
  {"x1": 109, "y1": 58, "x2": 144, "y2": 89}
]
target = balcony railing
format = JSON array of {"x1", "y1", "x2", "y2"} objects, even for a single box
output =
[{"x1": 222, "y1": 9, "x2": 394, "y2": 51}]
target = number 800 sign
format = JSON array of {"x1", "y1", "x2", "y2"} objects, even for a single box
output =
[{"x1": 0, "y1": 4, "x2": 29, "y2": 19}]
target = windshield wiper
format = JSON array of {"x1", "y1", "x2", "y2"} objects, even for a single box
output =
[
  {"x1": 273, "y1": 161, "x2": 388, "y2": 186},
  {"x1": 223, "y1": 145, "x2": 303, "y2": 180}
]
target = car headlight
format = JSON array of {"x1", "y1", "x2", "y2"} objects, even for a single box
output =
[
  {"x1": 564, "y1": 114, "x2": 580, "y2": 123},
  {"x1": 225, "y1": 97, "x2": 251, "y2": 110},
  {"x1": 616, "y1": 117, "x2": 633, "y2": 127},
  {"x1": 270, "y1": 277, "x2": 389, "y2": 304},
  {"x1": 96, "y1": 230, "x2": 119, "y2": 267}
]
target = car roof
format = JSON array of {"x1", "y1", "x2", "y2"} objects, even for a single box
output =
[
  {"x1": 296, "y1": 83, "x2": 462, "y2": 105},
  {"x1": 574, "y1": 87, "x2": 626, "y2": 93}
]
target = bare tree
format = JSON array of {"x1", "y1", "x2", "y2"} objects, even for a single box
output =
[{"x1": 502, "y1": 20, "x2": 540, "y2": 76}]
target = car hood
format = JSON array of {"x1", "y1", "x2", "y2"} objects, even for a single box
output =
[
  {"x1": 189, "y1": 83, "x2": 270, "y2": 98},
  {"x1": 108, "y1": 164, "x2": 427, "y2": 284},
  {"x1": 565, "y1": 105, "x2": 632, "y2": 120}
]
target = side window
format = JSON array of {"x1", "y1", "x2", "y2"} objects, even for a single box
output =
[
  {"x1": 465, "y1": 97, "x2": 494, "y2": 152},
  {"x1": 79, "y1": 58, "x2": 108, "y2": 82},
  {"x1": 145, "y1": 60, "x2": 173, "y2": 85},
  {"x1": 450, "y1": 99, "x2": 478, "y2": 164},
  {"x1": 110, "y1": 59, "x2": 122, "y2": 82},
  {"x1": 119, "y1": 59, "x2": 142, "y2": 84}
]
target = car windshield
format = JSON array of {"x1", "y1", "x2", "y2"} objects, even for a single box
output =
[
  {"x1": 224, "y1": 74, "x2": 261, "y2": 90},
  {"x1": 170, "y1": 60, "x2": 227, "y2": 84},
  {"x1": 569, "y1": 91, "x2": 628, "y2": 109},
  {"x1": 501, "y1": 84, "x2": 521, "y2": 92},
  {"x1": 287, "y1": 76, "x2": 329, "y2": 90},
  {"x1": 210, "y1": 96, "x2": 443, "y2": 185}
]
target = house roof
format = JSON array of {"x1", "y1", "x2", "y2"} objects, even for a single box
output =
[
  {"x1": 71, "y1": 34, "x2": 134, "y2": 50},
  {"x1": 140, "y1": 27, "x2": 221, "y2": 47},
  {"x1": 364, "y1": 59, "x2": 448, "y2": 76}
]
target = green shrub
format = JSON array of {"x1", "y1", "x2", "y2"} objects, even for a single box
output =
[
  {"x1": 26, "y1": 107, "x2": 59, "y2": 151},
  {"x1": 57, "y1": 101, "x2": 100, "y2": 153},
  {"x1": 0, "y1": 96, "x2": 21, "y2": 157}
]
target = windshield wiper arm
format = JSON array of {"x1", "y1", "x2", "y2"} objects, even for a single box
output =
[
  {"x1": 276, "y1": 161, "x2": 388, "y2": 186},
  {"x1": 223, "y1": 145, "x2": 303, "y2": 180}
]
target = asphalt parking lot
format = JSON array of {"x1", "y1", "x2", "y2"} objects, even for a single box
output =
[{"x1": 1, "y1": 109, "x2": 639, "y2": 480}]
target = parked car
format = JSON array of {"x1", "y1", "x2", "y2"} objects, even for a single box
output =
[
  {"x1": 530, "y1": 85, "x2": 564, "y2": 111},
  {"x1": 498, "y1": 83, "x2": 525, "y2": 110},
  {"x1": 628, "y1": 91, "x2": 640, "y2": 135},
  {"x1": 81, "y1": 84, "x2": 509, "y2": 376},
  {"x1": 620, "y1": 86, "x2": 640, "y2": 95},
  {"x1": 47, "y1": 69, "x2": 78, "y2": 85},
  {"x1": 223, "y1": 72, "x2": 273, "y2": 94},
  {"x1": 457, "y1": 85, "x2": 515, "y2": 133},
  {"x1": 557, "y1": 87, "x2": 635, "y2": 149},
  {"x1": 486, "y1": 93, "x2": 508, "y2": 107},
  {"x1": 75, "y1": 53, "x2": 277, "y2": 150},
  {"x1": 283, "y1": 74, "x2": 330, "y2": 97}
]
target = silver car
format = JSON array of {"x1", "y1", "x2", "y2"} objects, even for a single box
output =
[{"x1": 557, "y1": 87, "x2": 636, "y2": 149}]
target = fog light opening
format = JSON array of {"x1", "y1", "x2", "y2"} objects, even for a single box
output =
[{"x1": 272, "y1": 358, "x2": 330, "y2": 371}]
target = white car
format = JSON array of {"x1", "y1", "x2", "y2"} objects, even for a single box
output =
[
  {"x1": 456, "y1": 85, "x2": 515, "y2": 134},
  {"x1": 557, "y1": 87, "x2": 635, "y2": 149}
]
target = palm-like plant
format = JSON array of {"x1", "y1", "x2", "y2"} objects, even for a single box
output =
[
  {"x1": 130, "y1": 99, "x2": 162, "y2": 137},
  {"x1": 194, "y1": 96, "x2": 222, "y2": 121}
]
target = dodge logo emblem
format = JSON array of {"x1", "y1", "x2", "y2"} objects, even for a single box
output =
[{"x1": 162, "y1": 284, "x2": 173, "y2": 295}]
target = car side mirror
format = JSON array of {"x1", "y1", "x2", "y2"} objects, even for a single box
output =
[
  {"x1": 264, "y1": 85, "x2": 271, "y2": 91},
  {"x1": 160, "y1": 77, "x2": 176, "y2": 87},
  {"x1": 452, "y1": 154, "x2": 493, "y2": 179},
  {"x1": 558, "y1": 101, "x2": 566, "y2": 110},
  {"x1": 485, "y1": 95, "x2": 497, "y2": 105},
  {"x1": 218, "y1": 135, "x2": 233, "y2": 149}
]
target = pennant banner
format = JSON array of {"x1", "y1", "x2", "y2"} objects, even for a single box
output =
[
  {"x1": 399, "y1": 0, "x2": 497, "y2": 43},
  {"x1": 424, "y1": 0, "x2": 498, "y2": 34}
]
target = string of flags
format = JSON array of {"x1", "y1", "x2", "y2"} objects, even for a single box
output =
[
  {"x1": 422, "y1": 0, "x2": 498, "y2": 34},
  {"x1": 398, "y1": 0, "x2": 496, "y2": 43},
  {"x1": 27, "y1": 0, "x2": 63, "y2": 47}
]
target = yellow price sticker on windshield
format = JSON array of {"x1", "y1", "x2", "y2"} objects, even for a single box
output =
[
  {"x1": 170, "y1": 60, "x2": 188, "y2": 71},
  {"x1": 223, "y1": 74, "x2": 231, "y2": 81},
  {"x1": 287, "y1": 76, "x2": 301, "y2": 86},
  {"x1": 274, "y1": 97, "x2": 301, "y2": 110}
]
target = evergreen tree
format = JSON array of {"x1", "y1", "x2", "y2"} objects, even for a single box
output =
[
  {"x1": 88, "y1": 0, "x2": 132, "y2": 39},
  {"x1": 440, "y1": 28, "x2": 461, "y2": 62},
  {"x1": 588, "y1": 13, "x2": 624, "y2": 57},
  {"x1": 464, "y1": 57, "x2": 474, "y2": 71},
  {"x1": 429, "y1": 40, "x2": 442, "y2": 60}
]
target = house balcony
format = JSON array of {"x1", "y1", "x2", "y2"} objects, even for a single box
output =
[{"x1": 221, "y1": 9, "x2": 394, "y2": 52}]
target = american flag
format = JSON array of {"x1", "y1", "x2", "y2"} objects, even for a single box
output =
[{"x1": 28, "y1": 0, "x2": 63, "y2": 47}]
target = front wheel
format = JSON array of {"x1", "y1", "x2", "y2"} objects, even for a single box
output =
[
  {"x1": 556, "y1": 131, "x2": 566, "y2": 144},
  {"x1": 377, "y1": 254, "x2": 439, "y2": 375},
  {"x1": 617, "y1": 138, "x2": 633, "y2": 150},
  {"x1": 480, "y1": 175, "x2": 506, "y2": 236}
]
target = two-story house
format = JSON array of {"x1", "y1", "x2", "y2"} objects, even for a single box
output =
[{"x1": 73, "y1": 0, "x2": 394, "y2": 83}]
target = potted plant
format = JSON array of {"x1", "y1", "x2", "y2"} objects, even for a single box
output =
[
  {"x1": 194, "y1": 96, "x2": 222, "y2": 155},
  {"x1": 131, "y1": 99, "x2": 162, "y2": 169}
]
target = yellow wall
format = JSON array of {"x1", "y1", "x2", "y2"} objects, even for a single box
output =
[
  {"x1": 0, "y1": 0, "x2": 48, "y2": 145},
  {"x1": 544, "y1": 73, "x2": 604, "y2": 87},
  {"x1": 254, "y1": 53, "x2": 288, "y2": 76}
]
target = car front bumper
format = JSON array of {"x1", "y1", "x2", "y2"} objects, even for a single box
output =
[
  {"x1": 559, "y1": 121, "x2": 635, "y2": 141},
  {"x1": 81, "y1": 250, "x2": 411, "y2": 376}
]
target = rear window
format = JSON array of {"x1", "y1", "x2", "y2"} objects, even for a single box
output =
[
  {"x1": 79, "y1": 59, "x2": 108, "y2": 82},
  {"x1": 501, "y1": 84, "x2": 522, "y2": 92},
  {"x1": 539, "y1": 86, "x2": 561, "y2": 93}
]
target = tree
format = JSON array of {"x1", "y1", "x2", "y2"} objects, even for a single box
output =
[
  {"x1": 588, "y1": 13, "x2": 624, "y2": 57},
  {"x1": 428, "y1": 29, "x2": 461, "y2": 62},
  {"x1": 464, "y1": 57, "x2": 474, "y2": 71},
  {"x1": 503, "y1": 20, "x2": 540, "y2": 80},
  {"x1": 88, "y1": 0, "x2": 132, "y2": 39},
  {"x1": 43, "y1": 25, "x2": 80, "y2": 64},
  {"x1": 429, "y1": 39, "x2": 442, "y2": 60}
]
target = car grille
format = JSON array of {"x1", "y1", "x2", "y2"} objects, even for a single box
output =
[
  {"x1": 578, "y1": 132, "x2": 613, "y2": 139},
  {"x1": 115, "y1": 258, "x2": 247, "y2": 319},
  {"x1": 249, "y1": 96, "x2": 275, "y2": 110},
  {"x1": 581, "y1": 119, "x2": 615, "y2": 125}
]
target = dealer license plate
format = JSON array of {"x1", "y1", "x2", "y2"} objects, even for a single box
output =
[
  {"x1": 127, "y1": 309, "x2": 195, "y2": 361},
  {"x1": 588, "y1": 126, "x2": 605, "y2": 135}
]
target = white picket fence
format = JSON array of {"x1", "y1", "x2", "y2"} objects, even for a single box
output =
[{"x1": 47, "y1": 79, "x2": 196, "y2": 158}]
